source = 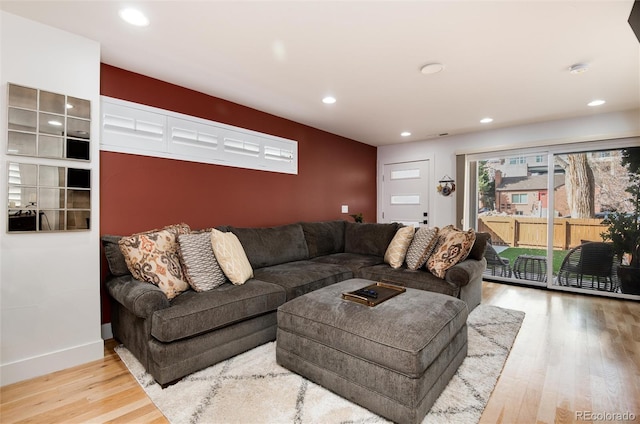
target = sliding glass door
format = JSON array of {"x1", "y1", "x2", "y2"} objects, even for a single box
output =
[
  {"x1": 472, "y1": 152, "x2": 550, "y2": 287},
  {"x1": 551, "y1": 148, "x2": 636, "y2": 295},
  {"x1": 466, "y1": 139, "x2": 640, "y2": 300}
]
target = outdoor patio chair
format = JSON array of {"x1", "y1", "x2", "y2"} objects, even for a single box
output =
[
  {"x1": 557, "y1": 242, "x2": 617, "y2": 291},
  {"x1": 483, "y1": 240, "x2": 512, "y2": 278}
]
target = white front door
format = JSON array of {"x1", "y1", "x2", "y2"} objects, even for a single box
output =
[{"x1": 381, "y1": 160, "x2": 430, "y2": 227}]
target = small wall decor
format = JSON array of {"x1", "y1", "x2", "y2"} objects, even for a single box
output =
[
  {"x1": 437, "y1": 175, "x2": 456, "y2": 197},
  {"x1": 349, "y1": 212, "x2": 364, "y2": 223}
]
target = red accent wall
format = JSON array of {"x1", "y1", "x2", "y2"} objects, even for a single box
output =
[{"x1": 100, "y1": 64, "x2": 377, "y2": 323}]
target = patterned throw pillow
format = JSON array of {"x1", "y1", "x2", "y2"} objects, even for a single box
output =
[
  {"x1": 427, "y1": 225, "x2": 476, "y2": 279},
  {"x1": 177, "y1": 231, "x2": 227, "y2": 292},
  {"x1": 210, "y1": 228, "x2": 254, "y2": 285},
  {"x1": 384, "y1": 226, "x2": 415, "y2": 269},
  {"x1": 405, "y1": 226, "x2": 439, "y2": 270},
  {"x1": 118, "y1": 223, "x2": 191, "y2": 299}
]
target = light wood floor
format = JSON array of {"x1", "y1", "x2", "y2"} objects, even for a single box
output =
[
  {"x1": 480, "y1": 283, "x2": 640, "y2": 424},
  {"x1": 1, "y1": 282, "x2": 639, "y2": 424}
]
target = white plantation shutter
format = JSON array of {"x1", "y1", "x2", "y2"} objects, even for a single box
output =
[{"x1": 101, "y1": 97, "x2": 297, "y2": 174}]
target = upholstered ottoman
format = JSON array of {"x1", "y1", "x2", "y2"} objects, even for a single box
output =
[{"x1": 276, "y1": 278, "x2": 468, "y2": 424}]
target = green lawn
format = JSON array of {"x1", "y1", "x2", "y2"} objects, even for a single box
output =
[{"x1": 497, "y1": 248, "x2": 569, "y2": 275}]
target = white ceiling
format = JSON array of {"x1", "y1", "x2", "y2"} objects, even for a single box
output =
[{"x1": 2, "y1": 1, "x2": 639, "y2": 146}]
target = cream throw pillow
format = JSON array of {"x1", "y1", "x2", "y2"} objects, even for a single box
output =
[
  {"x1": 210, "y1": 228, "x2": 253, "y2": 285},
  {"x1": 384, "y1": 226, "x2": 415, "y2": 269}
]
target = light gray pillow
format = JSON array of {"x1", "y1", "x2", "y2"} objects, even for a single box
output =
[
  {"x1": 405, "y1": 226, "x2": 439, "y2": 270},
  {"x1": 177, "y1": 231, "x2": 227, "y2": 291}
]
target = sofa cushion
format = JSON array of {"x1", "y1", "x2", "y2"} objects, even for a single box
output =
[
  {"x1": 101, "y1": 235, "x2": 131, "y2": 276},
  {"x1": 445, "y1": 257, "x2": 486, "y2": 288},
  {"x1": 311, "y1": 252, "x2": 384, "y2": 274},
  {"x1": 253, "y1": 260, "x2": 352, "y2": 300},
  {"x1": 151, "y1": 280, "x2": 286, "y2": 343},
  {"x1": 344, "y1": 222, "x2": 400, "y2": 257},
  {"x1": 356, "y1": 264, "x2": 459, "y2": 298},
  {"x1": 211, "y1": 228, "x2": 254, "y2": 285},
  {"x1": 468, "y1": 231, "x2": 491, "y2": 260},
  {"x1": 148, "y1": 313, "x2": 278, "y2": 383},
  {"x1": 384, "y1": 226, "x2": 415, "y2": 269},
  {"x1": 118, "y1": 223, "x2": 191, "y2": 300},
  {"x1": 405, "y1": 227, "x2": 440, "y2": 270},
  {"x1": 301, "y1": 220, "x2": 346, "y2": 257},
  {"x1": 177, "y1": 231, "x2": 227, "y2": 292},
  {"x1": 427, "y1": 226, "x2": 476, "y2": 279},
  {"x1": 106, "y1": 275, "x2": 170, "y2": 319},
  {"x1": 230, "y1": 224, "x2": 310, "y2": 269}
]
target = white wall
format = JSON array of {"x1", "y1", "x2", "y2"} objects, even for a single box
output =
[
  {"x1": 378, "y1": 110, "x2": 640, "y2": 228},
  {"x1": 0, "y1": 12, "x2": 102, "y2": 386}
]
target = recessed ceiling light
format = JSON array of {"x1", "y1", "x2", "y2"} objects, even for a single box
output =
[
  {"x1": 322, "y1": 96, "x2": 336, "y2": 104},
  {"x1": 588, "y1": 99, "x2": 606, "y2": 107},
  {"x1": 420, "y1": 63, "x2": 445, "y2": 75},
  {"x1": 119, "y1": 8, "x2": 149, "y2": 26},
  {"x1": 66, "y1": 103, "x2": 73, "y2": 109},
  {"x1": 48, "y1": 120, "x2": 63, "y2": 126},
  {"x1": 569, "y1": 63, "x2": 589, "y2": 75},
  {"x1": 401, "y1": 131, "x2": 411, "y2": 137},
  {"x1": 480, "y1": 117, "x2": 494, "y2": 124}
]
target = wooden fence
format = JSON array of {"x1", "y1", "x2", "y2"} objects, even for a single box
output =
[{"x1": 478, "y1": 216, "x2": 608, "y2": 250}]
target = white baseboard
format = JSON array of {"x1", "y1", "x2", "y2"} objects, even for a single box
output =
[
  {"x1": 101, "y1": 323, "x2": 113, "y2": 341},
  {"x1": 0, "y1": 340, "x2": 104, "y2": 386}
]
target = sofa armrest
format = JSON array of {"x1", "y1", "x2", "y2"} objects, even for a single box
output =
[
  {"x1": 106, "y1": 275, "x2": 170, "y2": 319},
  {"x1": 445, "y1": 257, "x2": 487, "y2": 287}
]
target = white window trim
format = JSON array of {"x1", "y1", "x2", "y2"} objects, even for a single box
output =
[{"x1": 100, "y1": 96, "x2": 298, "y2": 175}]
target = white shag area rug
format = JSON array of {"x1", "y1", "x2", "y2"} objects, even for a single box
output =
[{"x1": 115, "y1": 304, "x2": 525, "y2": 424}]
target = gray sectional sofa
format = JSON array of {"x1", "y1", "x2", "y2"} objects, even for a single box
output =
[{"x1": 103, "y1": 220, "x2": 488, "y2": 386}]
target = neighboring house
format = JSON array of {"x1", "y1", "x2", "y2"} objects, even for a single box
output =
[
  {"x1": 501, "y1": 154, "x2": 548, "y2": 178},
  {"x1": 494, "y1": 171, "x2": 568, "y2": 217}
]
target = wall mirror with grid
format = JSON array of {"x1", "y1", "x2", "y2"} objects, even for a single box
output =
[
  {"x1": 7, "y1": 83, "x2": 91, "y2": 161},
  {"x1": 6, "y1": 82, "x2": 92, "y2": 232},
  {"x1": 7, "y1": 162, "x2": 91, "y2": 232}
]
